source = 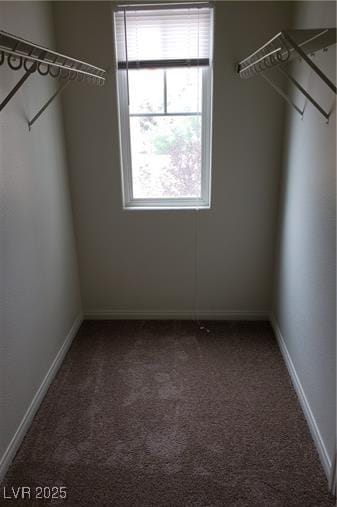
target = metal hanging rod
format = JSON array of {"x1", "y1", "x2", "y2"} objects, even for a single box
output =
[
  {"x1": 0, "y1": 30, "x2": 107, "y2": 128},
  {"x1": 237, "y1": 28, "x2": 336, "y2": 121}
]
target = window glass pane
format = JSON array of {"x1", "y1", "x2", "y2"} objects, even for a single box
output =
[
  {"x1": 130, "y1": 115, "x2": 202, "y2": 199},
  {"x1": 166, "y1": 68, "x2": 202, "y2": 113},
  {"x1": 129, "y1": 69, "x2": 164, "y2": 114}
]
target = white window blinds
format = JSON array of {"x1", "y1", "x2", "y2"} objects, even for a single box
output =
[{"x1": 114, "y1": 3, "x2": 213, "y2": 69}]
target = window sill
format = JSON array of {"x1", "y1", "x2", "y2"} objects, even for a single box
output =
[
  {"x1": 123, "y1": 205, "x2": 211, "y2": 211},
  {"x1": 123, "y1": 198, "x2": 211, "y2": 211}
]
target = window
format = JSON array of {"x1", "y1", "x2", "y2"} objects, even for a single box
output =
[{"x1": 113, "y1": 3, "x2": 214, "y2": 209}]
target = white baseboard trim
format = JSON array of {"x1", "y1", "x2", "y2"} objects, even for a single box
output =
[
  {"x1": 84, "y1": 309, "x2": 268, "y2": 320},
  {"x1": 270, "y1": 314, "x2": 332, "y2": 480},
  {"x1": 0, "y1": 314, "x2": 83, "y2": 483},
  {"x1": 329, "y1": 454, "x2": 336, "y2": 495}
]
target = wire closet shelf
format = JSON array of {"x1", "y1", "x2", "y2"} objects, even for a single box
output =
[
  {"x1": 237, "y1": 28, "x2": 337, "y2": 121},
  {"x1": 0, "y1": 30, "x2": 106, "y2": 84},
  {"x1": 0, "y1": 30, "x2": 106, "y2": 128}
]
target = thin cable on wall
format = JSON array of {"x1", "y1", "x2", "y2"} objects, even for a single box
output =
[
  {"x1": 193, "y1": 209, "x2": 210, "y2": 333},
  {"x1": 123, "y1": 9, "x2": 130, "y2": 105},
  {"x1": 192, "y1": 7, "x2": 210, "y2": 334}
]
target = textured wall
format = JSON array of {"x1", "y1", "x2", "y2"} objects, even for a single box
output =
[
  {"x1": 53, "y1": 1, "x2": 293, "y2": 318},
  {"x1": 273, "y1": 1, "x2": 336, "y2": 471},
  {"x1": 0, "y1": 1, "x2": 82, "y2": 466}
]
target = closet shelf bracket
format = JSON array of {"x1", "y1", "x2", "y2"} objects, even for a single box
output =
[
  {"x1": 28, "y1": 80, "x2": 70, "y2": 130},
  {"x1": 237, "y1": 28, "x2": 336, "y2": 121},
  {"x1": 0, "y1": 62, "x2": 36, "y2": 112},
  {"x1": 0, "y1": 30, "x2": 106, "y2": 129}
]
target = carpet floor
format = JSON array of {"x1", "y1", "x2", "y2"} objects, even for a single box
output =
[{"x1": 1, "y1": 320, "x2": 335, "y2": 506}]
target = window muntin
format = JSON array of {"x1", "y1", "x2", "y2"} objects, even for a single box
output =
[{"x1": 114, "y1": 4, "x2": 213, "y2": 209}]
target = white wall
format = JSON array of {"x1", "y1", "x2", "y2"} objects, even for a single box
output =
[
  {"x1": 273, "y1": 1, "x2": 336, "y2": 477},
  {"x1": 0, "y1": 1, "x2": 82, "y2": 476},
  {"x1": 53, "y1": 1, "x2": 293, "y2": 319}
]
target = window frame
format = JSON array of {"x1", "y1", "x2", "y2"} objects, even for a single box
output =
[{"x1": 114, "y1": 7, "x2": 214, "y2": 210}]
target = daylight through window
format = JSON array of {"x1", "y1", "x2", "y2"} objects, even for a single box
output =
[{"x1": 114, "y1": 3, "x2": 214, "y2": 208}]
